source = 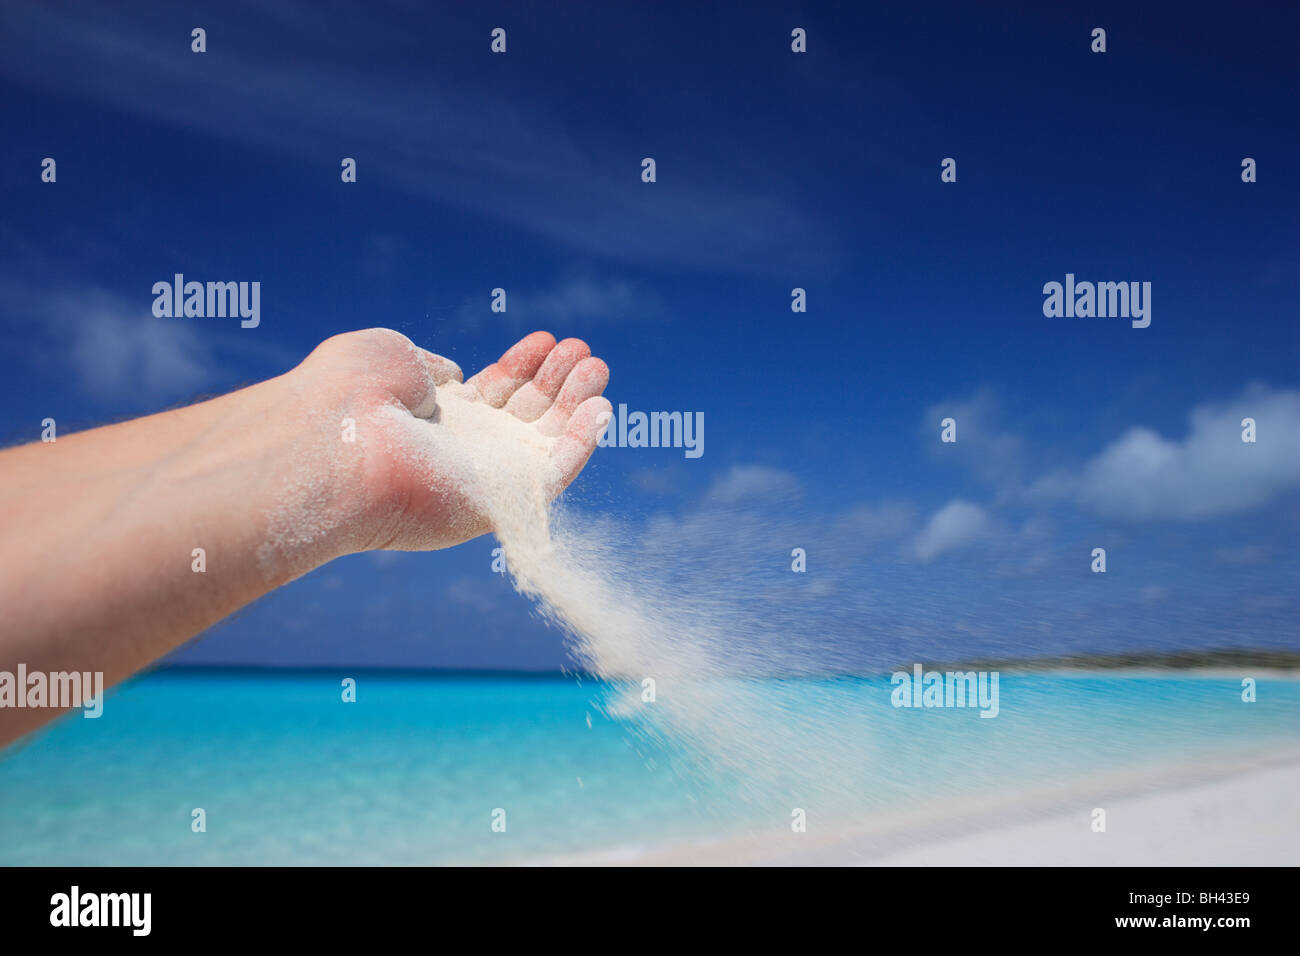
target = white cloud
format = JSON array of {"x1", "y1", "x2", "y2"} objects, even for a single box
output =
[
  {"x1": 706, "y1": 465, "x2": 801, "y2": 505},
  {"x1": 1076, "y1": 386, "x2": 1300, "y2": 520},
  {"x1": 923, "y1": 388, "x2": 1025, "y2": 495},
  {"x1": 528, "y1": 276, "x2": 662, "y2": 323},
  {"x1": 837, "y1": 501, "x2": 914, "y2": 542},
  {"x1": 912, "y1": 499, "x2": 991, "y2": 561},
  {"x1": 627, "y1": 466, "x2": 679, "y2": 495},
  {"x1": 1213, "y1": 544, "x2": 1274, "y2": 566},
  {"x1": 6, "y1": 282, "x2": 213, "y2": 401},
  {"x1": 454, "y1": 274, "x2": 664, "y2": 330},
  {"x1": 66, "y1": 293, "x2": 212, "y2": 399}
]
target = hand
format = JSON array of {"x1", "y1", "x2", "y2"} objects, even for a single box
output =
[{"x1": 284, "y1": 328, "x2": 611, "y2": 559}]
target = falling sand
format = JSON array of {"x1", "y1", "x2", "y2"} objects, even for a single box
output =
[
  {"x1": 255, "y1": 342, "x2": 1300, "y2": 856},
  {"x1": 374, "y1": 378, "x2": 884, "y2": 816}
]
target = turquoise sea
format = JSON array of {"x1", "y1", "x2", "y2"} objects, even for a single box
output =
[{"x1": 1, "y1": 669, "x2": 1297, "y2": 865}]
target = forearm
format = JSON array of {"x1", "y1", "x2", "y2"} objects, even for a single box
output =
[
  {"x1": 0, "y1": 327, "x2": 609, "y2": 747},
  {"x1": 0, "y1": 371, "x2": 339, "y2": 743}
]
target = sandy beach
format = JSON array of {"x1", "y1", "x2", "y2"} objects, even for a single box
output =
[
  {"x1": 550, "y1": 747, "x2": 1300, "y2": 866},
  {"x1": 870, "y1": 759, "x2": 1300, "y2": 866}
]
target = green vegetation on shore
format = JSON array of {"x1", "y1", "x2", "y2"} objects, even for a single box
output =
[{"x1": 918, "y1": 648, "x2": 1300, "y2": 673}]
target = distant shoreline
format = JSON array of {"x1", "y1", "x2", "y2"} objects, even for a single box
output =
[
  {"x1": 914, "y1": 648, "x2": 1300, "y2": 673},
  {"x1": 151, "y1": 647, "x2": 1300, "y2": 679}
]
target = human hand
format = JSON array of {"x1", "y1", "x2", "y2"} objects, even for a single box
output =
[{"x1": 277, "y1": 328, "x2": 611, "y2": 564}]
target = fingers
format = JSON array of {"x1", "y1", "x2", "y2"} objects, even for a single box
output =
[
  {"x1": 465, "y1": 331, "x2": 556, "y2": 407},
  {"x1": 537, "y1": 357, "x2": 610, "y2": 437},
  {"x1": 419, "y1": 349, "x2": 463, "y2": 386},
  {"x1": 547, "y1": 396, "x2": 613, "y2": 498},
  {"x1": 504, "y1": 338, "x2": 591, "y2": 422}
]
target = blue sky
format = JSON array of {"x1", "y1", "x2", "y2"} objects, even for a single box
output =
[{"x1": 1, "y1": 1, "x2": 1296, "y2": 669}]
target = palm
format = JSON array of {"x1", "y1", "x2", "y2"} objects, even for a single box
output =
[{"x1": 363, "y1": 330, "x2": 611, "y2": 551}]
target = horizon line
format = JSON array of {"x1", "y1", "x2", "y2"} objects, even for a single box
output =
[{"x1": 150, "y1": 647, "x2": 1300, "y2": 679}]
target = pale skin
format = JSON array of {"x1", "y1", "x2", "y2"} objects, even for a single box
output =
[{"x1": 0, "y1": 328, "x2": 610, "y2": 747}]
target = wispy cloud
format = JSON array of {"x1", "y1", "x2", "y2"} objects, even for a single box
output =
[
  {"x1": 1, "y1": 277, "x2": 304, "y2": 407},
  {"x1": 528, "y1": 276, "x2": 664, "y2": 323},
  {"x1": 0, "y1": 1, "x2": 830, "y2": 272},
  {"x1": 1213, "y1": 544, "x2": 1274, "y2": 566},
  {"x1": 835, "y1": 501, "x2": 914, "y2": 546},
  {"x1": 3, "y1": 281, "x2": 213, "y2": 402},
  {"x1": 626, "y1": 465, "x2": 681, "y2": 496},
  {"x1": 705, "y1": 465, "x2": 801, "y2": 506},
  {"x1": 923, "y1": 388, "x2": 1026, "y2": 497},
  {"x1": 452, "y1": 274, "x2": 666, "y2": 330}
]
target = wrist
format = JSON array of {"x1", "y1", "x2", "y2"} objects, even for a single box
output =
[
  {"x1": 250, "y1": 363, "x2": 403, "y2": 578},
  {"x1": 142, "y1": 370, "x2": 356, "y2": 589}
]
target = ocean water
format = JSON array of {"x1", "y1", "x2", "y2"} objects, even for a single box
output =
[{"x1": 1, "y1": 669, "x2": 1296, "y2": 865}]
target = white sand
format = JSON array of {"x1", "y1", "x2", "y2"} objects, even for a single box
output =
[
  {"x1": 551, "y1": 749, "x2": 1300, "y2": 866},
  {"x1": 866, "y1": 760, "x2": 1300, "y2": 866}
]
